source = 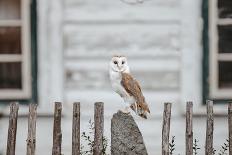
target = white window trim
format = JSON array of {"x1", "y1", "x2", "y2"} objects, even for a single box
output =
[
  {"x1": 0, "y1": 0, "x2": 64, "y2": 116},
  {"x1": 0, "y1": 0, "x2": 31, "y2": 100},
  {"x1": 209, "y1": 0, "x2": 232, "y2": 99},
  {"x1": 180, "y1": 0, "x2": 228, "y2": 115}
]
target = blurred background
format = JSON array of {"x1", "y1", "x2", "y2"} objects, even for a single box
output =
[{"x1": 0, "y1": 0, "x2": 231, "y2": 154}]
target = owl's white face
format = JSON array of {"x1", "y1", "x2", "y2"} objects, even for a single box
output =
[{"x1": 110, "y1": 56, "x2": 129, "y2": 73}]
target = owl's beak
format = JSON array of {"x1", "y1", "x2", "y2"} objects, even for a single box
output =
[
  {"x1": 118, "y1": 66, "x2": 123, "y2": 71},
  {"x1": 117, "y1": 64, "x2": 122, "y2": 69}
]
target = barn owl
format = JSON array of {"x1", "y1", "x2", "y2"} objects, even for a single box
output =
[{"x1": 109, "y1": 55, "x2": 150, "y2": 119}]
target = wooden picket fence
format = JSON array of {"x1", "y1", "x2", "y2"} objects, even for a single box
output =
[{"x1": 4, "y1": 101, "x2": 232, "y2": 155}]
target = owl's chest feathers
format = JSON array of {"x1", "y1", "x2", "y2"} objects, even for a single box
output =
[
  {"x1": 110, "y1": 70, "x2": 135, "y2": 104},
  {"x1": 110, "y1": 71, "x2": 123, "y2": 94}
]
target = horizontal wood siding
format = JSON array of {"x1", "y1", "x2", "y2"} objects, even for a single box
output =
[
  {"x1": 64, "y1": 24, "x2": 180, "y2": 59},
  {"x1": 64, "y1": 0, "x2": 180, "y2": 22},
  {"x1": 63, "y1": 0, "x2": 181, "y2": 92}
]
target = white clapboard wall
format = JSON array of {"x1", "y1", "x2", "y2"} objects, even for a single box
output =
[
  {"x1": 62, "y1": 0, "x2": 182, "y2": 154},
  {"x1": 63, "y1": 0, "x2": 181, "y2": 107}
]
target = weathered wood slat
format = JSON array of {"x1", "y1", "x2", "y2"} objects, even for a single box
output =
[
  {"x1": 52, "y1": 102, "x2": 62, "y2": 155},
  {"x1": 26, "y1": 104, "x2": 37, "y2": 155},
  {"x1": 186, "y1": 102, "x2": 193, "y2": 155},
  {"x1": 72, "y1": 102, "x2": 80, "y2": 155},
  {"x1": 93, "y1": 102, "x2": 104, "y2": 155},
  {"x1": 228, "y1": 102, "x2": 232, "y2": 155},
  {"x1": 205, "y1": 100, "x2": 214, "y2": 155},
  {"x1": 64, "y1": 0, "x2": 180, "y2": 22},
  {"x1": 162, "y1": 102, "x2": 172, "y2": 155},
  {"x1": 64, "y1": 24, "x2": 180, "y2": 61},
  {"x1": 6, "y1": 102, "x2": 19, "y2": 155}
]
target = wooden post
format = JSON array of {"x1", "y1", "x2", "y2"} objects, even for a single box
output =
[
  {"x1": 186, "y1": 102, "x2": 193, "y2": 155},
  {"x1": 228, "y1": 102, "x2": 232, "y2": 155},
  {"x1": 93, "y1": 102, "x2": 104, "y2": 155},
  {"x1": 205, "y1": 100, "x2": 214, "y2": 155},
  {"x1": 162, "y1": 102, "x2": 172, "y2": 155},
  {"x1": 26, "y1": 104, "x2": 37, "y2": 155},
  {"x1": 6, "y1": 102, "x2": 19, "y2": 155},
  {"x1": 72, "y1": 102, "x2": 80, "y2": 155},
  {"x1": 52, "y1": 102, "x2": 62, "y2": 155}
]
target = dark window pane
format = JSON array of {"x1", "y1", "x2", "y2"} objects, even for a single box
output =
[
  {"x1": 0, "y1": 62, "x2": 22, "y2": 89},
  {"x1": 218, "y1": 25, "x2": 232, "y2": 53},
  {"x1": 218, "y1": 0, "x2": 232, "y2": 18},
  {"x1": 219, "y1": 61, "x2": 232, "y2": 88},
  {"x1": 0, "y1": 0, "x2": 21, "y2": 20},
  {"x1": 0, "y1": 27, "x2": 21, "y2": 54}
]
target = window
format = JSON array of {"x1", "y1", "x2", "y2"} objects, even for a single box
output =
[
  {"x1": 0, "y1": 0, "x2": 36, "y2": 102},
  {"x1": 208, "y1": 0, "x2": 232, "y2": 100}
]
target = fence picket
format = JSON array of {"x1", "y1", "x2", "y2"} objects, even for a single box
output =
[
  {"x1": 72, "y1": 102, "x2": 80, "y2": 155},
  {"x1": 26, "y1": 104, "x2": 37, "y2": 155},
  {"x1": 52, "y1": 102, "x2": 62, "y2": 155},
  {"x1": 205, "y1": 100, "x2": 214, "y2": 155},
  {"x1": 228, "y1": 102, "x2": 232, "y2": 155},
  {"x1": 162, "y1": 102, "x2": 172, "y2": 155},
  {"x1": 6, "y1": 102, "x2": 19, "y2": 155},
  {"x1": 186, "y1": 102, "x2": 193, "y2": 155},
  {"x1": 93, "y1": 102, "x2": 104, "y2": 155}
]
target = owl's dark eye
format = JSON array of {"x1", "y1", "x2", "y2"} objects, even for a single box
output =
[
  {"x1": 122, "y1": 61, "x2": 125, "y2": 64},
  {"x1": 114, "y1": 61, "x2": 118, "y2": 64}
]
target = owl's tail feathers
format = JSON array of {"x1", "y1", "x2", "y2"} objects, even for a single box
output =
[
  {"x1": 130, "y1": 102, "x2": 150, "y2": 119},
  {"x1": 139, "y1": 112, "x2": 148, "y2": 119},
  {"x1": 145, "y1": 104, "x2": 150, "y2": 114},
  {"x1": 140, "y1": 102, "x2": 150, "y2": 114}
]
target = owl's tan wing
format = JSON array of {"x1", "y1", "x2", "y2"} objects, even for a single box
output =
[{"x1": 121, "y1": 73, "x2": 150, "y2": 116}]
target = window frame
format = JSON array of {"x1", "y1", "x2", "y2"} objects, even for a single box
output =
[
  {"x1": 203, "y1": 0, "x2": 232, "y2": 102},
  {"x1": 0, "y1": 0, "x2": 37, "y2": 104}
]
